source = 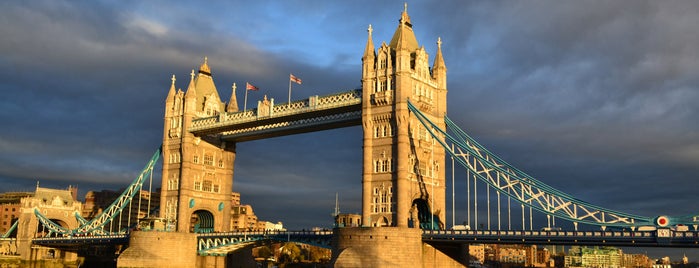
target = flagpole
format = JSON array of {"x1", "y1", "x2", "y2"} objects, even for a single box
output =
[
  {"x1": 288, "y1": 73, "x2": 292, "y2": 108},
  {"x1": 244, "y1": 84, "x2": 249, "y2": 111}
]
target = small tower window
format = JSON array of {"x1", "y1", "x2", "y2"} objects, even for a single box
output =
[{"x1": 204, "y1": 154, "x2": 213, "y2": 166}]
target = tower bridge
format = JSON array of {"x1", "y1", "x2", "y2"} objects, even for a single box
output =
[{"x1": 11, "y1": 4, "x2": 699, "y2": 268}]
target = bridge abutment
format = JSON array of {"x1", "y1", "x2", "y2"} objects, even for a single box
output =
[
  {"x1": 331, "y1": 227, "x2": 464, "y2": 268},
  {"x1": 118, "y1": 231, "x2": 198, "y2": 268}
]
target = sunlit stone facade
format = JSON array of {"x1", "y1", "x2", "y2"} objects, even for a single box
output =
[
  {"x1": 361, "y1": 5, "x2": 447, "y2": 228},
  {"x1": 161, "y1": 59, "x2": 237, "y2": 232}
]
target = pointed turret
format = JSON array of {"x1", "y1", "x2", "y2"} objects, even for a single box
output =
[
  {"x1": 388, "y1": 3, "x2": 418, "y2": 52},
  {"x1": 184, "y1": 69, "x2": 197, "y2": 114},
  {"x1": 199, "y1": 56, "x2": 212, "y2": 76},
  {"x1": 433, "y1": 38, "x2": 446, "y2": 71},
  {"x1": 363, "y1": 25, "x2": 376, "y2": 79},
  {"x1": 226, "y1": 83, "x2": 239, "y2": 112},
  {"x1": 184, "y1": 69, "x2": 197, "y2": 99},
  {"x1": 191, "y1": 57, "x2": 224, "y2": 115},
  {"x1": 166, "y1": 74, "x2": 177, "y2": 103},
  {"x1": 363, "y1": 24, "x2": 376, "y2": 60},
  {"x1": 432, "y1": 37, "x2": 447, "y2": 88}
]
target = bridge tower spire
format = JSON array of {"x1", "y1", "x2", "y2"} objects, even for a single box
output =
[
  {"x1": 226, "y1": 83, "x2": 239, "y2": 113},
  {"x1": 361, "y1": 4, "x2": 447, "y2": 229},
  {"x1": 161, "y1": 57, "x2": 235, "y2": 233}
]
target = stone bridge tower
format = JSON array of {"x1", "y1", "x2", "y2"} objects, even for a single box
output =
[
  {"x1": 161, "y1": 59, "x2": 237, "y2": 232},
  {"x1": 361, "y1": 5, "x2": 447, "y2": 228},
  {"x1": 15, "y1": 187, "x2": 82, "y2": 260}
]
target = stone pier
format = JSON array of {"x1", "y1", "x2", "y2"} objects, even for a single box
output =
[
  {"x1": 330, "y1": 227, "x2": 464, "y2": 268},
  {"x1": 118, "y1": 231, "x2": 199, "y2": 267}
]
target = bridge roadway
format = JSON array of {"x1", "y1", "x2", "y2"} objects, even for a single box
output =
[
  {"x1": 422, "y1": 229, "x2": 699, "y2": 248},
  {"x1": 31, "y1": 234, "x2": 129, "y2": 250},
  {"x1": 26, "y1": 228, "x2": 699, "y2": 256},
  {"x1": 195, "y1": 228, "x2": 699, "y2": 256}
]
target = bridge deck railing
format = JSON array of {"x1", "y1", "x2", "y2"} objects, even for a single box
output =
[
  {"x1": 424, "y1": 230, "x2": 699, "y2": 237},
  {"x1": 190, "y1": 89, "x2": 361, "y2": 132}
]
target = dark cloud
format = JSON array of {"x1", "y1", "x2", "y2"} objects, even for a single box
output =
[{"x1": 1, "y1": 0, "x2": 698, "y2": 260}]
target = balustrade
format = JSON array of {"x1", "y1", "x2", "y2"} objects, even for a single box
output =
[{"x1": 190, "y1": 89, "x2": 361, "y2": 134}]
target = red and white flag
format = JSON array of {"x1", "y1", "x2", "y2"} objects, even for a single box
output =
[
  {"x1": 246, "y1": 82, "x2": 259, "y2": 91},
  {"x1": 289, "y1": 74, "x2": 302, "y2": 85}
]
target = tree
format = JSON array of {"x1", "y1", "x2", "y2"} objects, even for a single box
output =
[
  {"x1": 255, "y1": 246, "x2": 273, "y2": 259},
  {"x1": 279, "y1": 242, "x2": 302, "y2": 264},
  {"x1": 308, "y1": 246, "x2": 330, "y2": 263}
]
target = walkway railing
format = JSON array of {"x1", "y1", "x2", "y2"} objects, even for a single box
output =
[
  {"x1": 423, "y1": 229, "x2": 699, "y2": 247},
  {"x1": 190, "y1": 89, "x2": 361, "y2": 134}
]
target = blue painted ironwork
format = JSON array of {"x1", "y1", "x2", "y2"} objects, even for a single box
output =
[
  {"x1": 407, "y1": 101, "x2": 688, "y2": 228},
  {"x1": 34, "y1": 147, "x2": 161, "y2": 236},
  {"x1": 1, "y1": 220, "x2": 18, "y2": 238},
  {"x1": 197, "y1": 231, "x2": 333, "y2": 256},
  {"x1": 33, "y1": 209, "x2": 73, "y2": 237},
  {"x1": 75, "y1": 213, "x2": 88, "y2": 225},
  {"x1": 32, "y1": 234, "x2": 129, "y2": 247},
  {"x1": 413, "y1": 199, "x2": 442, "y2": 230}
]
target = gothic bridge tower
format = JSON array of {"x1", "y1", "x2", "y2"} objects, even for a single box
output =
[
  {"x1": 161, "y1": 58, "x2": 238, "y2": 232},
  {"x1": 361, "y1": 5, "x2": 447, "y2": 228}
]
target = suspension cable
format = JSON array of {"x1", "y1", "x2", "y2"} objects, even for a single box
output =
[
  {"x1": 451, "y1": 144, "x2": 455, "y2": 228},
  {"x1": 497, "y1": 190, "x2": 501, "y2": 230},
  {"x1": 474, "y1": 159, "x2": 478, "y2": 230},
  {"x1": 487, "y1": 183, "x2": 491, "y2": 230},
  {"x1": 467, "y1": 154, "x2": 471, "y2": 227},
  {"x1": 148, "y1": 166, "x2": 153, "y2": 218},
  {"x1": 508, "y1": 190, "x2": 512, "y2": 230}
]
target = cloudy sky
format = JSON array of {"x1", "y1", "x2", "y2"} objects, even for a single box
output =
[{"x1": 1, "y1": 0, "x2": 698, "y2": 259}]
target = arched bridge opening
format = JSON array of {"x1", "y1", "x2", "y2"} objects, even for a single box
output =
[{"x1": 191, "y1": 210, "x2": 215, "y2": 234}]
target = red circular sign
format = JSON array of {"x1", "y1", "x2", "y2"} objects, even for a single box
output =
[{"x1": 656, "y1": 216, "x2": 669, "y2": 227}]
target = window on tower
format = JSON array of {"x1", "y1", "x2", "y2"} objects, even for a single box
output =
[
  {"x1": 371, "y1": 184, "x2": 394, "y2": 215},
  {"x1": 204, "y1": 154, "x2": 213, "y2": 166},
  {"x1": 202, "y1": 180, "x2": 212, "y2": 192}
]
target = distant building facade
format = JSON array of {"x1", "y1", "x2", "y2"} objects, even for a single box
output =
[
  {"x1": 490, "y1": 244, "x2": 538, "y2": 267},
  {"x1": 230, "y1": 192, "x2": 283, "y2": 231},
  {"x1": 469, "y1": 244, "x2": 485, "y2": 263},
  {"x1": 335, "y1": 213, "x2": 361, "y2": 228},
  {"x1": 566, "y1": 246, "x2": 623, "y2": 268},
  {"x1": 82, "y1": 189, "x2": 120, "y2": 219},
  {"x1": 0, "y1": 192, "x2": 31, "y2": 234}
]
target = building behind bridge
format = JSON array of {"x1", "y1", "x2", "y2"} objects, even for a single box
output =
[
  {"x1": 476, "y1": 244, "x2": 552, "y2": 267},
  {"x1": 230, "y1": 192, "x2": 285, "y2": 231},
  {"x1": 564, "y1": 246, "x2": 655, "y2": 268},
  {"x1": 0, "y1": 192, "x2": 32, "y2": 234}
]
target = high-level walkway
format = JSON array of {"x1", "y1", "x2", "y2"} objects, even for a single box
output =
[{"x1": 189, "y1": 89, "x2": 361, "y2": 141}]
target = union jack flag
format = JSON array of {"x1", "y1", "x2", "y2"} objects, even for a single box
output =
[{"x1": 246, "y1": 82, "x2": 259, "y2": 91}]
